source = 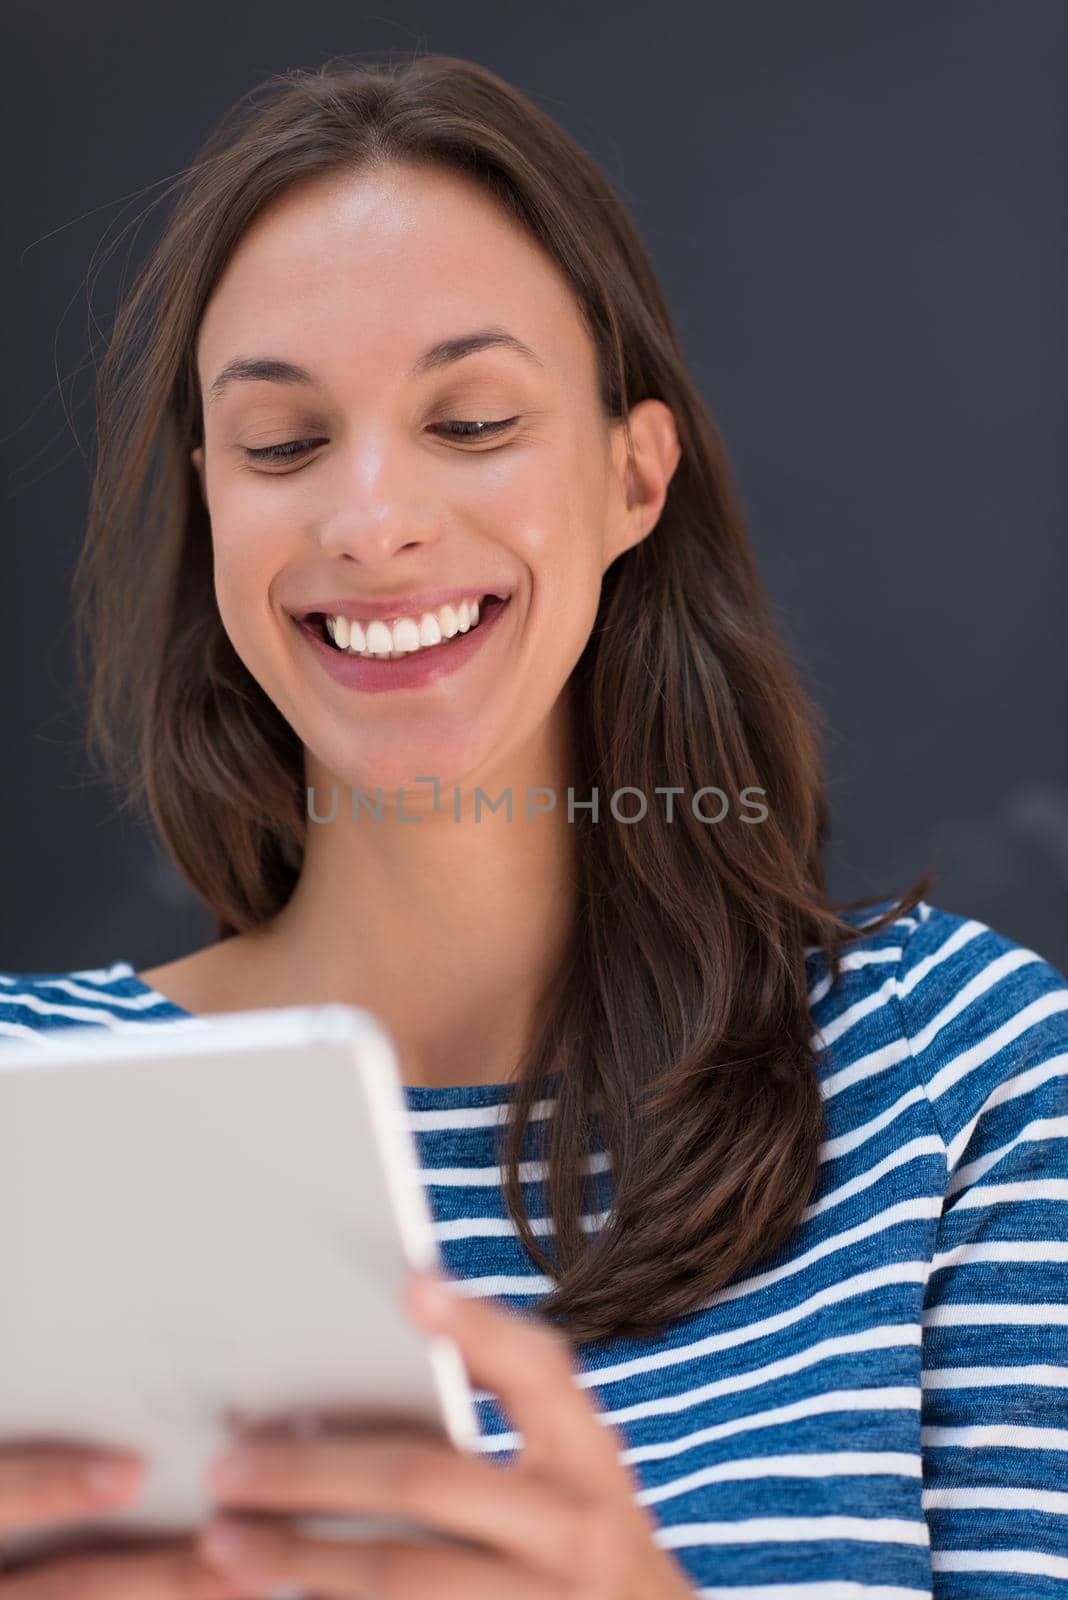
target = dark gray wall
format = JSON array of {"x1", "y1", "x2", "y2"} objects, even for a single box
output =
[{"x1": 4, "y1": 0, "x2": 1066, "y2": 973}]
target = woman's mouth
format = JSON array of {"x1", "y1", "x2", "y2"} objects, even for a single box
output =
[
  {"x1": 292, "y1": 592, "x2": 513, "y2": 694},
  {"x1": 302, "y1": 593, "x2": 507, "y2": 661}
]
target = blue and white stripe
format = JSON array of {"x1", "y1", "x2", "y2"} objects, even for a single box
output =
[{"x1": 3, "y1": 898, "x2": 1066, "y2": 1597}]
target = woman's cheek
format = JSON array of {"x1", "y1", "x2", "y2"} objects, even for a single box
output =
[{"x1": 211, "y1": 527, "x2": 286, "y2": 679}]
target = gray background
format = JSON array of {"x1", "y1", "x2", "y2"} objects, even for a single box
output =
[{"x1": 3, "y1": 0, "x2": 1066, "y2": 974}]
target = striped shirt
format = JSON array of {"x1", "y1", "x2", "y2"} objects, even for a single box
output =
[{"x1": 2, "y1": 897, "x2": 1066, "y2": 1598}]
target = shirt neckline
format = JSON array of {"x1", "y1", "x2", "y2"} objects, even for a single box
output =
[{"x1": 108, "y1": 961, "x2": 551, "y2": 1111}]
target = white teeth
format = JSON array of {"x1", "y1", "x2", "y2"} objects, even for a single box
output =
[
  {"x1": 418, "y1": 612, "x2": 442, "y2": 647},
  {"x1": 392, "y1": 617, "x2": 420, "y2": 653},
  {"x1": 365, "y1": 620, "x2": 394, "y2": 656},
  {"x1": 321, "y1": 593, "x2": 497, "y2": 660}
]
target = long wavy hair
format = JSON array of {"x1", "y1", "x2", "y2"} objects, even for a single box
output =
[{"x1": 74, "y1": 52, "x2": 931, "y2": 1344}]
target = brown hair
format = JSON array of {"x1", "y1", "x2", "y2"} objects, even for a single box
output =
[{"x1": 74, "y1": 53, "x2": 931, "y2": 1344}]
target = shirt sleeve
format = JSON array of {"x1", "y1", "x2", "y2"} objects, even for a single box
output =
[{"x1": 894, "y1": 903, "x2": 1068, "y2": 1597}]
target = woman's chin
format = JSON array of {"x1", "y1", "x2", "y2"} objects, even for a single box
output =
[{"x1": 308, "y1": 744, "x2": 499, "y2": 819}]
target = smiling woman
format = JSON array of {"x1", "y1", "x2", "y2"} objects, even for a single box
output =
[{"x1": 3, "y1": 49, "x2": 1066, "y2": 1600}]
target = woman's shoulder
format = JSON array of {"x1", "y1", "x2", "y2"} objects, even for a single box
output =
[
  {"x1": 810, "y1": 894, "x2": 1068, "y2": 1031},
  {"x1": 810, "y1": 896, "x2": 1068, "y2": 1177},
  {"x1": 0, "y1": 960, "x2": 191, "y2": 1045}
]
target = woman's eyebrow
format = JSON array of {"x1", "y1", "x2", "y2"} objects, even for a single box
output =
[
  {"x1": 205, "y1": 327, "x2": 543, "y2": 408},
  {"x1": 412, "y1": 328, "x2": 543, "y2": 376}
]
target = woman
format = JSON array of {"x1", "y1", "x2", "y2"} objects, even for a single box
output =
[{"x1": 1, "y1": 53, "x2": 1065, "y2": 1600}]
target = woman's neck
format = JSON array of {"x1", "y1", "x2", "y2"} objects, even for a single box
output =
[{"x1": 234, "y1": 708, "x2": 580, "y2": 1088}]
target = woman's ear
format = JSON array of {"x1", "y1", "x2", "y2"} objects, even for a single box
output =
[
  {"x1": 191, "y1": 445, "x2": 206, "y2": 499},
  {"x1": 604, "y1": 399, "x2": 681, "y2": 568}
]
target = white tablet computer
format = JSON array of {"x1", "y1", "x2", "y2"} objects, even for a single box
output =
[{"x1": 0, "y1": 1003, "x2": 481, "y2": 1566}]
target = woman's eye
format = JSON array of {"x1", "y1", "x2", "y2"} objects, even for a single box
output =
[
  {"x1": 242, "y1": 438, "x2": 326, "y2": 463},
  {"x1": 242, "y1": 417, "x2": 519, "y2": 469},
  {"x1": 431, "y1": 417, "x2": 519, "y2": 441}
]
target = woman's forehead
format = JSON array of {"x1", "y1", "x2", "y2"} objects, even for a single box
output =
[
  {"x1": 213, "y1": 167, "x2": 547, "y2": 307},
  {"x1": 196, "y1": 169, "x2": 589, "y2": 395}
]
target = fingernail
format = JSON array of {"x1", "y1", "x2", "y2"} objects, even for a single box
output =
[
  {"x1": 201, "y1": 1520, "x2": 256, "y2": 1565},
  {"x1": 415, "y1": 1279, "x2": 455, "y2": 1328},
  {"x1": 212, "y1": 1448, "x2": 257, "y2": 1490},
  {"x1": 84, "y1": 1456, "x2": 139, "y2": 1497}
]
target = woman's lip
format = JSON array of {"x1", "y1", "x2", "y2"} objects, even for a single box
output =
[
  {"x1": 293, "y1": 594, "x2": 511, "y2": 693},
  {"x1": 293, "y1": 588, "x2": 510, "y2": 624}
]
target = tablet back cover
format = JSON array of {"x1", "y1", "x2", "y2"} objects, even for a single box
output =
[{"x1": 0, "y1": 1004, "x2": 480, "y2": 1561}]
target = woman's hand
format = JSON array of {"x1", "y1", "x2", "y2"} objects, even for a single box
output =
[
  {"x1": 197, "y1": 1270, "x2": 694, "y2": 1598},
  {"x1": 0, "y1": 1446, "x2": 246, "y2": 1597}
]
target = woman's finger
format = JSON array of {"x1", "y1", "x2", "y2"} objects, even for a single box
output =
[
  {"x1": 199, "y1": 1516, "x2": 558, "y2": 1600},
  {"x1": 0, "y1": 1540, "x2": 249, "y2": 1599},
  {"x1": 406, "y1": 1272, "x2": 626, "y2": 1485},
  {"x1": 0, "y1": 1449, "x2": 143, "y2": 1533},
  {"x1": 209, "y1": 1432, "x2": 593, "y2": 1579}
]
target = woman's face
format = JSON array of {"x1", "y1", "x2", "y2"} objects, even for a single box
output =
[{"x1": 193, "y1": 162, "x2": 667, "y2": 796}]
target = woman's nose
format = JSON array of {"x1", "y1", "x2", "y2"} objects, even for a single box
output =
[
  {"x1": 309, "y1": 438, "x2": 444, "y2": 565},
  {"x1": 315, "y1": 512, "x2": 436, "y2": 564}
]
